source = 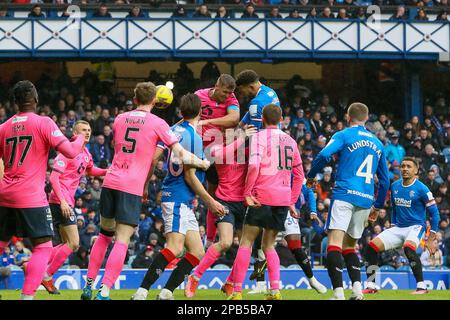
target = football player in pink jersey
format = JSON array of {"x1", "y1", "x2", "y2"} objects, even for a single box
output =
[
  {"x1": 228, "y1": 104, "x2": 304, "y2": 301},
  {"x1": 184, "y1": 124, "x2": 257, "y2": 298},
  {"x1": 0, "y1": 80, "x2": 85, "y2": 300},
  {"x1": 81, "y1": 82, "x2": 210, "y2": 301},
  {"x1": 195, "y1": 74, "x2": 240, "y2": 248},
  {"x1": 40, "y1": 120, "x2": 107, "y2": 294}
]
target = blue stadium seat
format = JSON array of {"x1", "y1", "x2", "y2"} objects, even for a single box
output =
[
  {"x1": 212, "y1": 264, "x2": 230, "y2": 270},
  {"x1": 379, "y1": 265, "x2": 396, "y2": 271},
  {"x1": 396, "y1": 266, "x2": 411, "y2": 272},
  {"x1": 128, "y1": 255, "x2": 136, "y2": 266},
  {"x1": 10, "y1": 265, "x2": 22, "y2": 271}
]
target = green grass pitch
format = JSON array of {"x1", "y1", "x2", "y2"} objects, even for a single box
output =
[{"x1": 1, "y1": 289, "x2": 450, "y2": 300}]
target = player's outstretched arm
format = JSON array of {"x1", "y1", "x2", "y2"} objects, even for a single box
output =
[
  {"x1": 86, "y1": 166, "x2": 108, "y2": 177},
  {"x1": 184, "y1": 165, "x2": 225, "y2": 217},
  {"x1": 170, "y1": 142, "x2": 210, "y2": 171},
  {"x1": 56, "y1": 134, "x2": 85, "y2": 159},
  {"x1": 307, "y1": 131, "x2": 344, "y2": 179},
  {"x1": 201, "y1": 108, "x2": 240, "y2": 129}
]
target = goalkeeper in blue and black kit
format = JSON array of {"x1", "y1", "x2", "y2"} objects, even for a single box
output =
[
  {"x1": 364, "y1": 157, "x2": 440, "y2": 295},
  {"x1": 306, "y1": 103, "x2": 390, "y2": 300}
]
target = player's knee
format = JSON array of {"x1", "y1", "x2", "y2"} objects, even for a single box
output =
[
  {"x1": 218, "y1": 239, "x2": 232, "y2": 252},
  {"x1": 67, "y1": 241, "x2": 80, "y2": 252}
]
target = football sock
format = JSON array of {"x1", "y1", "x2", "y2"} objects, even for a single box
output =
[
  {"x1": 327, "y1": 245, "x2": 344, "y2": 290},
  {"x1": 140, "y1": 248, "x2": 176, "y2": 290},
  {"x1": 46, "y1": 243, "x2": 73, "y2": 278},
  {"x1": 232, "y1": 246, "x2": 252, "y2": 293},
  {"x1": 365, "y1": 242, "x2": 380, "y2": 284},
  {"x1": 264, "y1": 248, "x2": 280, "y2": 291},
  {"x1": 48, "y1": 243, "x2": 63, "y2": 264},
  {"x1": 404, "y1": 245, "x2": 424, "y2": 283},
  {"x1": 102, "y1": 240, "x2": 128, "y2": 289},
  {"x1": 164, "y1": 253, "x2": 199, "y2": 292},
  {"x1": 288, "y1": 239, "x2": 313, "y2": 279},
  {"x1": 22, "y1": 241, "x2": 53, "y2": 296},
  {"x1": 86, "y1": 232, "x2": 113, "y2": 281},
  {"x1": 193, "y1": 244, "x2": 221, "y2": 279},
  {"x1": 342, "y1": 248, "x2": 361, "y2": 284}
]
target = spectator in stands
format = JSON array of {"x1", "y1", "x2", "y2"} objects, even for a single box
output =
[
  {"x1": 336, "y1": 8, "x2": 349, "y2": 19},
  {"x1": 91, "y1": 134, "x2": 112, "y2": 167},
  {"x1": 193, "y1": 4, "x2": 212, "y2": 18},
  {"x1": 316, "y1": 169, "x2": 333, "y2": 200},
  {"x1": 85, "y1": 209, "x2": 99, "y2": 226},
  {"x1": 299, "y1": 0, "x2": 310, "y2": 5},
  {"x1": 385, "y1": 134, "x2": 406, "y2": 164},
  {"x1": 306, "y1": 7, "x2": 317, "y2": 19},
  {"x1": 0, "y1": 245, "x2": 13, "y2": 288},
  {"x1": 216, "y1": 6, "x2": 231, "y2": 19},
  {"x1": 88, "y1": 178, "x2": 102, "y2": 202},
  {"x1": 267, "y1": 6, "x2": 283, "y2": 19},
  {"x1": 424, "y1": 169, "x2": 441, "y2": 195},
  {"x1": 321, "y1": 7, "x2": 335, "y2": 18},
  {"x1": 422, "y1": 144, "x2": 441, "y2": 172},
  {"x1": 414, "y1": 8, "x2": 429, "y2": 20},
  {"x1": 93, "y1": 3, "x2": 112, "y2": 18},
  {"x1": 132, "y1": 246, "x2": 154, "y2": 269},
  {"x1": 103, "y1": 124, "x2": 114, "y2": 154},
  {"x1": 242, "y1": 4, "x2": 259, "y2": 19},
  {"x1": 77, "y1": 215, "x2": 85, "y2": 231},
  {"x1": 126, "y1": 5, "x2": 145, "y2": 18},
  {"x1": 420, "y1": 240, "x2": 443, "y2": 268},
  {"x1": 172, "y1": 5, "x2": 186, "y2": 18},
  {"x1": 286, "y1": 8, "x2": 302, "y2": 19},
  {"x1": 28, "y1": 4, "x2": 46, "y2": 19},
  {"x1": 13, "y1": 241, "x2": 31, "y2": 268},
  {"x1": 138, "y1": 212, "x2": 153, "y2": 244},
  {"x1": 0, "y1": 6, "x2": 11, "y2": 18},
  {"x1": 390, "y1": 5, "x2": 407, "y2": 20},
  {"x1": 436, "y1": 10, "x2": 448, "y2": 21},
  {"x1": 69, "y1": 246, "x2": 89, "y2": 269},
  {"x1": 80, "y1": 223, "x2": 99, "y2": 250},
  {"x1": 309, "y1": 111, "x2": 323, "y2": 138}
]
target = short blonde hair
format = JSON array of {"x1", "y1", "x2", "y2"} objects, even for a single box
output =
[
  {"x1": 347, "y1": 102, "x2": 369, "y2": 122},
  {"x1": 74, "y1": 120, "x2": 90, "y2": 132}
]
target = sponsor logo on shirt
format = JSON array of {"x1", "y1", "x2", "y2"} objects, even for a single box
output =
[
  {"x1": 12, "y1": 116, "x2": 28, "y2": 123},
  {"x1": 249, "y1": 104, "x2": 257, "y2": 117},
  {"x1": 409, "y1": 191, "x2": 415, "y2": 197},
  {"x1": 267, "y1": 91, "x2": 274, "y2": 97},
  {"x1": 57, "y1": 160, "x2": 65, "y2": 167},
  {"x1": 52, "y1": 130, "x2": 63, "y2": 137},
  {"x1": 358, "y1": 130, "x2": 373, "y2": 138},
  {"x1": 85, "y1": 156, "x2": 89, "y2": 162},
  {"x1": 130, "y1": 111, "x2": 146, "y2": 117},
  {"x1": 346, "y1": 189, "x2": 374, "y2": 200},
  {"x1": 394, "y1": 197, "x2": 412, "y2": 207}
]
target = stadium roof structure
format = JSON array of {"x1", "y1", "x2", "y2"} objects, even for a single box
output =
[{"x1": 0, "y1": 16, "x2": 449, "y2": 61}]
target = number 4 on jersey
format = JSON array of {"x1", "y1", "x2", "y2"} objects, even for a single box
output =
[{"x1": 356, "y1": 154, "x2": 374, "y2": 184}]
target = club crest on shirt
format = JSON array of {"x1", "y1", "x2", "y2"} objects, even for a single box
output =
[
  {"x1": 409, "y1": 191, "x2": 415, "y2": 197},
  {"x1": 394, "y1": 190, "x2": 399, "y2": 194},
  {"x1": 57, "y1": 160, "x2": 65, "y2": 167},
  {"x1": 52, "y1": 130, "x2": 63, "y2": 137},
  {"x1": 85, "y1": 156, "x2": 89, "y2": 162}
]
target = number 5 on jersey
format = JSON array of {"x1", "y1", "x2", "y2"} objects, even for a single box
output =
[{"x1": 122, "y1": 127, "x2": 139, "y2": 153}]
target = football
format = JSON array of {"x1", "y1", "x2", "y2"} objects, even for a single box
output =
[{"x1": 154, "y1": 85, "x2": 174, "y2": 109}]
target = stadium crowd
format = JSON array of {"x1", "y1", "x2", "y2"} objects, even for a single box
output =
[
  {"x1": 0, "y1": 1, "x2": 449, "y2": 22},
  {"x1": 0, "y1": 62, "x2": 449, "y2": 286}
]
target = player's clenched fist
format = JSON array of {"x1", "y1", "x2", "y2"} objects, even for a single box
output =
[
  {"x1": 209, "y1": 200, "x2": 226, "y2": 217},
  {"x1": 245, "y1": 195, "x2": 261, "y2": 208},
  {"x1": 289, "y1": 205, "x2": 300, "y2": 219},
  {"x1": 200, "y1": 159, "x2": 211, "y2": 171}
]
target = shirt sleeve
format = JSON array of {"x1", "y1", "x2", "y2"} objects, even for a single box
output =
[
  {"x1": 52, "y1": 154, "x2": 67, "y2": 174},
  {"x1": 155, "y1": 120, "x2": 178, "y2": 148},
  {"x1": 241, "y1": 111, "x2": 250, "y2": 125},
  {"x1": 43, "y1": 117, "x2": 71, "y2": 151},
  {"x1": 227, "y1": 93, "x2": 240, "y2": 112},
  {"x1": 420, "y1": 186, "x2": 440, "y2": 232},
  {"x1": 244, "y1": 137, "x2": 264, "y2": 197},
  {"x1": 374, "y1": 149, "x2": 390, "y2": 209},
  {"x1": 307, "y1": 131, "x2": 344, "y2": 179},
  {"x1": 305, "y1": 184, "x2": 317, "y2": 213}
]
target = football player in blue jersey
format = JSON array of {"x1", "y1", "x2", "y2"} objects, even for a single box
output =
[
  {"x1": 363, "y1": 157, "x2": 440, "y2": 295},
  {"x1": 235, "y1": 69, "x2": 281, "y2": 130},
  {"x1": 306, "y1": 102, "x2": 390, "y2": 300},
  {"x1": 131, "y1": 93, "x2": 225, "y2": 301}
]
